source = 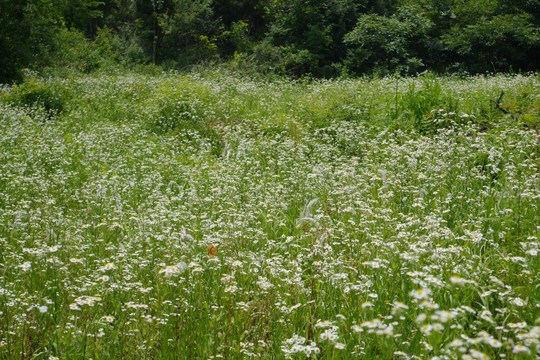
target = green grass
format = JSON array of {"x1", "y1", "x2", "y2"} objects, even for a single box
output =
[{"x1": 0, "y1": 70, "x2": 539, "y2": 359}]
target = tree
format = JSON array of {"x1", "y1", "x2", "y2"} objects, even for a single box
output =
[
  {"x1": 212, "y1": 0, "x2": 268, "y2": 38},
  {"x1": 158, "y1": 0, "x2": 220, "y2": 67},
  {"x1": 443, "y1": 14, "x2": 540, "y2": 72},
  {"x1": 344, "y1": 6, "x2": 432, "y2": 75},
  {"x1": 0, "y1": 0, "x2": 60, "y2": 82},
  {"x1": 261, "y1": 0, "x2": 359, "y2": 77},
  {"x1": 59, "y1": 0, "x2": 103, "y2": 37}
]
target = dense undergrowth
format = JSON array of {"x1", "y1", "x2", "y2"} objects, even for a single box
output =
[{"x1": 0, "y1": 71, "x2": 539, "y2": 359}]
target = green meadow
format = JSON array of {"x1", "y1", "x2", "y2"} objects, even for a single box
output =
[{"x1": 0, "y1": 71, "x2": 539, "y2": 359}]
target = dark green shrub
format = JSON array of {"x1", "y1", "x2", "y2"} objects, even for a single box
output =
[
  {"x1": 344, "y1": 7, "x2": 432, "y2": 75},
  {"x1": 48, "y1": 28, "x2": 100, "y2": 73},
  {"x1": 93, "y1": 26, "x2": 147, "y2": 67},
  {"x1": 443, "y1": 14, "x2": 540, "y2": 73},
  {"x1": 157, "y1": 0, "x2": 220, "y2": 67},
  {"x1": 2, "y1": 79, "x2": 69, "y2": 114},
  {"x1": 249, "y1": 40, "x2": 288, "y2": 75},
  {"x1": 218, "y1": 20, "x2": 253, "y2": 56},
  {"x1": 261, "y1": 0, "x2": 358, "y2": 77}
]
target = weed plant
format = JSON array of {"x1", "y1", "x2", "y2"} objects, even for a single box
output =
[{"x1": 0, "y1": 71, "x2": 539, "y2": 359}]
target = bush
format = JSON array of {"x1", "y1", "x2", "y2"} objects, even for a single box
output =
[
  {"x1": 248, "y1": 40, "x2": 288, "y2": 75},
  {"x1": 218, "y1": 20, "x2": 253, "y2": 56},
  {"x1": 48, "y1": 28, "x2": 100, "y2": 73},
  {"x1": 93, "y1": 26, "x2": 148, "y2": 67},
  {"x1": 344, "y1": 7, "x2": 432, "y2": 75},
  {"x1": 1, "y1": 78, "x2": 69, "y2": 114},
  {"x1": 45, "y1": 26, "x2": 148, "y2": 75}
]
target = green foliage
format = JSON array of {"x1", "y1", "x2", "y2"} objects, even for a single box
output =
[
  {"x1": 399, "y1": 74, "x2": 462, "y2": 134},
  {"x1": 1, "y1": 78, "x2": 69, "y2": 114},
  {"x1": 1, "y1": 72, "x2": 539, "y2": 358},
  {"x1": 48, "y1": 28, "x2": 101, "y2": 73},
  {"x1": 218, "y1": 20, "x2": 253, "y2": 55},
  {"x1": 151, "y1": 85, "x2": 225, "y2": 155},
  {"x1": 263, "y1": 0, "x2": 359, "y2": 77},
  {"x1": 0, "y1": 0, "x2": 60, "y2": 83},
  {"x1": 247, "y1": 40, "x2": 288, "y2": 75},
  {"x1": 45, "y1": 26, "x2": 147, "y2": 74},
  {"x1": 344, "y1": 7, "x2": 432, "y2": 75},
  {"x1": 403, "y1": 74, "x2": 445, "y2": 120},
  {"x1": 212, "y1": 0, "x2": 269, "y2": 44},
  {"x1": 60, "y1": 0, "x2": 104, "y2": 37},
  {"x1": 450, "y1": 0, "x2": 500, "y2": 24},
  {"x1": 443, "y1": 14, "x2": 540, "y2": 72},
  {"x1": 1, "y1": 0, "x2": 540, "y2": 80},
  {"x1": 94, "y1": 26, "x2": 147, "y2": 66},
  {"x1": 365, "y1": 0, "x2": 399, "y2": 15},
  {"x1": 158, "y1": 0, "x2": 220, "y2": 67}
]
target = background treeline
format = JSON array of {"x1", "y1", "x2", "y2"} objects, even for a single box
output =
[{"x1": 1, "y1": 0, "x2": 539, "y2": 82}]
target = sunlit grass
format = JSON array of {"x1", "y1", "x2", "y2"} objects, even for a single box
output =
[{"x1": 0, "y1": 71, "x2": 539, "y2": 359}]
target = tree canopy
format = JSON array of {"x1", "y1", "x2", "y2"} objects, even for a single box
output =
[{"x1": 1, "y1": 0, "x2": 538, "y2": 82}]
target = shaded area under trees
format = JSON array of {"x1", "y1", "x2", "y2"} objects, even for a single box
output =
[{"x1": 1, "y1": 0, "x2": 539, "y2": 82}]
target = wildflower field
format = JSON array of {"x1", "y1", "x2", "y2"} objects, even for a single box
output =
[{"x1": 0, "y1": 72, "x2": 539, "y2": 359}]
